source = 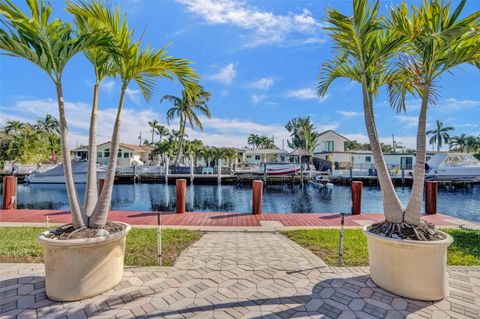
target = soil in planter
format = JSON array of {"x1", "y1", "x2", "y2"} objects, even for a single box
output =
[
  {"x1": 45, "y1": 222, "x2": 125, "y2": 240},
  {"x1": 368, "y1": 220, "x2": 444, "y2": 241}
]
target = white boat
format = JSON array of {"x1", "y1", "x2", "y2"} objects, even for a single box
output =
[
  {"x1": 425, "y1": 153, "x2": 480, "y2": 182},
  {"x1": 255, "y1": 164, "x2": 302, "y2": 175},
  {"x1": 26, "y1": 162, "x2": 106, "y2": 184}
]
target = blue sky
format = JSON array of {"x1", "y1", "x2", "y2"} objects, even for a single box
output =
[{"x1": 1, "y1": 0, "x2": 479, "y2": 149}]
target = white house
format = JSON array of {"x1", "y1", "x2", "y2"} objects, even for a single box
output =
[
  {"x1": 243, "y1": 149, "x2": 289, "y2": 165},
  {"x1": 71, "y1": 142, "x2": 155, "y2": 166},
  {"x1": 314, "y1": 130, "x2": 350, "y2": 153}
]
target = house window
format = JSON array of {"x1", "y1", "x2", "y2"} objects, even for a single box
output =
[
  {"x1": 104, "y1": 149, "x2": 110, "y2": 157},
  {"x1": 255, "y1": 155, "x2": 261, "y2": 160},
  {"x1": 280, "y1": 156, "x2": 285, "y2": 161},
  {"x1": 325, "y1": 141, "x2": 334, "y2": 152},
  {"x1": 365, "y1": 156, "x2": 371, "y2": 163},
  {"x1": 246, "y1": 155, "x2": 251, "y2": 159},
  {"x1": 124, "y1": 152, "x2": 130, "y2": 158},
  {"x1": 97, "y1": 152, "x2": 102, "y2": 158},
  {"x1": 118, "y1": 150, "x2": 122, "y2": 157}
]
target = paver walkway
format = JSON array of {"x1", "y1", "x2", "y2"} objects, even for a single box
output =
[{"x1": 1, "y1": 232, "x2": 479, "y2": 318}]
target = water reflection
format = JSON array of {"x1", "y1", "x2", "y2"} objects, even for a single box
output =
[{"x1": 1, "y1": 183, "x2": 478, "y2": 223}]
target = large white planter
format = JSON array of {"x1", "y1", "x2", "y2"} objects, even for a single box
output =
[
  {"x1": 363, "y1": 226, "x2": 453, "y2": 301},
  {"x1": 38, "y1": 222, "x2": 131, "y2": 301}
]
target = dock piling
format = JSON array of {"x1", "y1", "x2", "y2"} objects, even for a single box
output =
[
  {"x1": 217, "y1": 159, "x2": 222, "y2": 184},
  {"x1": 190, "y1": 156, "x2": 194, "y2": 184},
  {"x1": 2, "y1": 176, "x2": 17, "y2": 209},
  {"x1": 252, "y1": 180, "x2": 263, "y2": 215},
  {"x1": 176, "y1": 179, "x2": 186, "y2": 214},
  {"x1": 425, "y1": 181, "x2": 438, "y2": 215},
  {"x1": 351, "y1": 181, "x2": 362, "y2": 215}
]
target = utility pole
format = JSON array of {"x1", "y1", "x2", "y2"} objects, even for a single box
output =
[
  {"x1": 392, "y1": 134, "x2": 396, "y2": 154},
  {"x1": 138, "y1": 132, "x2": 142, "y2": 146}
]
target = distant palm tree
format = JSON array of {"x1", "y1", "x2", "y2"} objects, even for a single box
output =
[
  {"x1": 148, "y1": 120, "x2": 161, "y2": 144},
  {"x1": 3, "y1": 120, "x2": 24, "y2": 134},
  {"x1": 248, "y1": 134, "x2": 260, "y2": 149},
  {"x1": 450, "y1": 134, "x2": 468, "y2": 152},
  {"x1": 161, "y1": 89, "x2": 211, "y2": 165},
  {"x1": 427, "y1": 120, "x2": 454, "y2": 152},
  {"x1": 156, "y1": 125, "x2": 169, "y2": 144}
]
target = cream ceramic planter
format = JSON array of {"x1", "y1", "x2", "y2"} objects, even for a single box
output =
[
  {"x1": 37, "y1": 222, "x2": 131, "y2": 301},
  {"x1": 363, "y1": 226, "x2": 453, "y2": 301}
]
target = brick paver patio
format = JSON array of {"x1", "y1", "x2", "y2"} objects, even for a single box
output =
[{"x1": 1, "y1": 232, "x2": 479, "y2": 318}]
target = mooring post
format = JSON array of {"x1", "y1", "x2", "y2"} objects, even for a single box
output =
[
  {"x1": 98, "y1": 178, "x2": 105, "y2": 195},
  {"x1": 217, "y1": 158, "x2": 222, "y2": 185},
  {"x1": 351, "y1": 181, "x2": 362, "y2": 215},
  {"x1": 165, "y1": 157, "x2": 169, "y2": 184},
  {"x1": 176, "y1": 179, "x2": 186, "y2": 214},
  {"x1": 263, "y1": 163, "x2": 267, "y2": 183},
  {"x1": 2, "y1": 176, "x2": 17, "y2": 209},
  {"x1": 300, "y1": 163, "x2": 304, "y2": 185},
  {"x1": 425, "y1": 181, "x2": 438, "y2": 215},
  {"x1": 190, "y1": 156, "x2": 194, "y2": 184},
  {"x1": 252, "y1": 180, "x2": 263, "y2": 215}
]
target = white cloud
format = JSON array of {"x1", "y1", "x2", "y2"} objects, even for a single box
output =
[
  {"x1": 286, "y1": 88, "x2": 327, "y2": 101},
  {"x1": 101, "y1": 79, "x2": 115, "y2": 93},
  {"x1": 207, "y1": 63, "x2": 236, "y2": 85},
  {"x1": 251, "y1": 94, "x2": 267, "y2": 104},
  {"x1": 395, "y1": 115, "x2": 418, "y2": 128},
  {"x1": 435, "y1": 98, "x2": 480, "y2": 112},
  {"x1": 249, "y1": 77, "x2": 274, "y2": 90},
  {"x1": 177, "y1": 0, "x2": 323, "y2": 47},
  {"x1": 317, "y1": 122, "x2": 340, "y2": 132},
  {"x1": 0, "y1": 98, "x2": 294, "y2": 149},
  {"x1": 337, "y1": 111, "x2": 361, "y2": 117},
  {"x1": 125, "y1": 88, "x2": 141, "y2": 105}
]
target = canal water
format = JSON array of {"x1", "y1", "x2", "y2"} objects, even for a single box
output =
[{"x1": 1, "y1": 183, "x2": 479, "y2": 223}]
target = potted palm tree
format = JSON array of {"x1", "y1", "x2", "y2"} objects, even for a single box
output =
[
  {"x1": 318, "y1": 0, "x2": 479, "y2": 300},
  {"x1": 0, "y1": 0, "x2": 200, "y2": 301}
]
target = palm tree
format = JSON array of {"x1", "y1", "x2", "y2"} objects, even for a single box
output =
[
  {"x1": 155, "y1": 125, "x2": 169, "y2": 144},
  {"x1": 0, "y1": 0, "x2": 107, "y2": 228},
  {"x1": 161, "y1": 89, "x2": 211, "y2": 165},
  {"x1": 3, "y1": 120, "x2": 24, "y2": 134},
  {"x1": 388, "y1": 0, "x2": 480, "y2": 227},
  {"x1": 450, "y1": 134, "x2": 469, "y2": 152},
  {"x1": 248, "y1": 134, "x2": 260, "y2": 149},
  {"x1": 148, "y1": 120, "x2": 160, "y2": 144},
  {"x1": 35, "y1": 114, "x2": 60, "y2": 160},
  {"x1": 63, "y1": 0, "x2": 200, "y2": 228},
  {"x1": 427, "y1": 120, "x2": 454, "y2": 152},
  {"x1": 67, "y1": 1, "x2": 119, "y2": 218},
  {"x1": 317, "y1": 0, "x2": 406, "y2": 224},
  {"x1": 285, "y1": 117, "x2": 320, "y2": 153}
]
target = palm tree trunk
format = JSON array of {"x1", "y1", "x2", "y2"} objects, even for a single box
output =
[
  {"x1": 361, "y1": 76, "x2": 404, "y2": 222},
  {"x1": 83, "y1": 83, "x2": 99, "y2": 218},
  {"x1": 404, "y1": 84, "x2": 430, "y2": 225},
  {"x1": 174, "y1": 117, "x2": 185, "y2": 166},
  {"x1": 56, "y1": 83, "x2": 85, "y2": 229},
  {"x1": 88, "y1": 84, "x2": 126, "y2": 228}
]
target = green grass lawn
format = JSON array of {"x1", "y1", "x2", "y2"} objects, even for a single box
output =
[
  {"x1": 282, "y1": 228, "x2": 480, "y2": 267},
  {"x1": 0, "y1": 227, "x2": 203, "y2": 267}
]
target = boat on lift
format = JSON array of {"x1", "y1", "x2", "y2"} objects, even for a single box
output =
[
  {"x1": 425, "y1": 153, "x2": 480, "y2": 182},
  {"x1": 255, "y1": 163, "x2": 302, "y2": 175},
  {"x1": 26, "y1": 161, "x2": 106, "y2": 184}
]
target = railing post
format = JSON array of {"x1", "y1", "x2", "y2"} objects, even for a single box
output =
[
  {"x1": 425, "y1": 181, "x2": 438, "y2": 215},
  {"x1": 351, "y1": 181, "x2": 362, "y2": 215},
  {"x1": 98, "y1": 178, "x2": 105, "y2": 195},
  {"x1": 2, "y1": 176, "x2": 17, "y2": 209},
  {"x1": 176, "y1": 179, "x2": 186, "y2": 214},
  {"x1": 252, "y1": 180, "x2": 263, "y2": 215}
]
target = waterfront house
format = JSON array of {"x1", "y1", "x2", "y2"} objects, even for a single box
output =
[
  {"x1": 71, "y1": 142, "x2": 155, "y2": 166},
  {"x1": 243, "y1": 148, "x2": 289, "y2": 165}
]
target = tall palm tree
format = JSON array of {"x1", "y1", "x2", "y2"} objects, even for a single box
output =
[
  {"x1": 0, "y1": 0, "x2": 107, "y2": 228},
  {"x1": 248, "y1": 134, "x2": 260, "y2": 149},
  {"x1": 388, "y1": 0, "x2": 480, "y2": 227},
  {"x1": 285, "y1": 117, "x2": 320, "y2": 153},
  {"x1": 426, "y1": 120, "x2": 454, "y2": 152},
  {"x1": 161, "y1": 89, "x2": 211, "y2": 165},
  {"x1": 64, "y1": 0, "x2": 200, "y2": 228},
  {"x1": 317, "y1": 0, "x2": 406, "y2": 224}
]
